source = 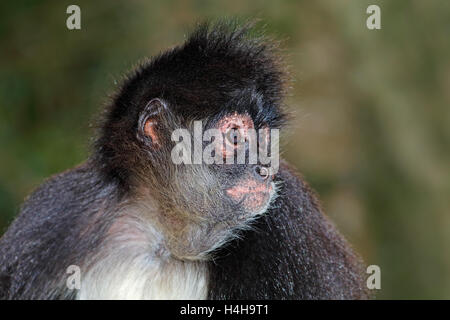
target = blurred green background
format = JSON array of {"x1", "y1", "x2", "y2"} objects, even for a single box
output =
[{"x1": 1, "y1": 0, "x2": 449, "y2": 299}]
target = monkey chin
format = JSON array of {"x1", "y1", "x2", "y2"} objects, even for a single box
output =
[
  {"x1": 198, "y1": 181, "x2": 278, "y2": 258},
  {"x1": 168, "y1": 182, "x2": 277, "y2": 262},
  {"x1": 226, "y1": 180, "x2": 277, "y2": 218}
]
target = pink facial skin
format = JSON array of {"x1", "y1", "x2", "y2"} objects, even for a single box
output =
[
  {"x1": 217, "y1": 113, "x2": 255, "y2": 158},
  {"x1": 219, "y1": 113, "x2": 274, "y2": 212},
  {"x1": 226, "y1": 177, "x2": 273, "y2": 213},
  {"x1": 217, "y1": 113, "x2": 272, "y2": 160}
]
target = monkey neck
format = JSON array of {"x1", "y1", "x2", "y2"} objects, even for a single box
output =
[
  {"x1": 78, "y1": 204, "x2": 209, "y2": 299},
  {"x1": 121, "y1": 186, "x2": 238, "y2": 261}
]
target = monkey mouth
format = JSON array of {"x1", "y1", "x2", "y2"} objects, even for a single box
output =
[{"x1": 226, "y1": 181, "x2": 275, "y2": 215}]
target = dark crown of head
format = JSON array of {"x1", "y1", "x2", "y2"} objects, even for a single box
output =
[{"x1": 95, "y1": 20, "x2": 288, "y2": 184}]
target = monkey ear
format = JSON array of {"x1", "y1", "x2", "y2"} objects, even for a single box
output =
[{"x1": 137, "y1": 98, "x2": 169, "y2": 147}]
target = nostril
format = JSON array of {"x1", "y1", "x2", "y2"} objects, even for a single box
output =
[{"x1": 254, "y1": 165, "x2": 270, "y2": 180}]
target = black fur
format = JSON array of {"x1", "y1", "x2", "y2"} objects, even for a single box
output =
[
  {"x1": 0, "y1": 162, "x2": 120, "y2": 299},
  {"x1": 208, "y1": 161, "x2": 369, "y2": 299},
  {"x1": 0, "y1": 21, "x2": 368, "y2": 299}
]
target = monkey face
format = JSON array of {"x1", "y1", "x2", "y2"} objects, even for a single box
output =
[
  {"x1": 215, "y1": 113, "x2": 276, "y2": 216},
  {"x1": 130, "y1": 99, "x2": 278, "y2": 260},
  {"x1": 94, "y1": 23, "x2": 287, "y2": 261}
]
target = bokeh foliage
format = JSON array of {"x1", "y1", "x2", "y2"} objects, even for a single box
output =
[{"x1": 0, "y1": 0, "x2": 449, "y2": 299}]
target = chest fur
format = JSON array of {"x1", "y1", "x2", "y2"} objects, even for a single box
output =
[
  {"x1": 78, "y1": 252, "x2": 208, "y2": 299},
  {"x1": 77, "y1": 210, "x2": 209, "y2": 300}
]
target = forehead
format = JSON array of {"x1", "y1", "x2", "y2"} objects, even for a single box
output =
[
  {"x1": 216, "y1": 112, "x2": 255, "y2": 130},
  {"x1": 170, "y1": 88, "x2": 267, "y2": 127}
]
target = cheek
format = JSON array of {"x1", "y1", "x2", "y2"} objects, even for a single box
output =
[{"x1": 226, "y1": 179, "x2": 273, "y2": 213}]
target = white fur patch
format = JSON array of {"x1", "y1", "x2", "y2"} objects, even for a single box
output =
[
  {"x1": 77, "y1": 207, "x2": 208, "y2": 300},
  {"x1": 78, "y1": 252, "x2": 208, "y2": 300}
]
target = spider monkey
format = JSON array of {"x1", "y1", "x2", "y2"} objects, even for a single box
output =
[{"x1": 0, "y1": 21, "x2": 369, "y2": 299}]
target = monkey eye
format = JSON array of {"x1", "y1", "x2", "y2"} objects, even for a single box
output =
[
  {"x1": 217, "y1": 113, "x2": 254, "y2": 158},
  {"x1": 225, "y1": 126, "x2": 244, "y2": 147}
]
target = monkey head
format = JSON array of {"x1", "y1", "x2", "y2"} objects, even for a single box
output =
[{"x1": 95, "y1": 22, "x2": 287, "y2": 260}]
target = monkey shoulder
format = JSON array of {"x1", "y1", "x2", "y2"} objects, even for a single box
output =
[
  {"x1": 2, "y1": 161, "x2": 116, "y2": 238},
  {"x1": 0, "y1": 161, "x2": 119, "y2": 299},
  {"x1": 209, "y1": 161, "x2": 368, "y2": 299}
]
